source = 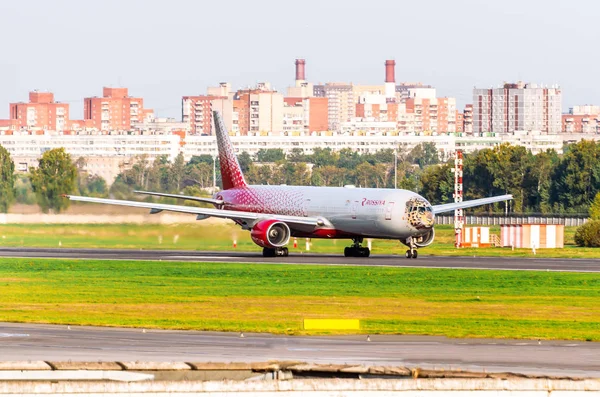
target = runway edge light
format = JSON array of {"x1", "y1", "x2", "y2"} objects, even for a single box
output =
[{"x1": 303, "y1": 319, "x2": 360, "y2": 330}]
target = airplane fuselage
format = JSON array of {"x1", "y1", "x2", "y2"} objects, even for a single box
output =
[{"x1": 216, "y1": 185, "x2": 435, "y2": 242}]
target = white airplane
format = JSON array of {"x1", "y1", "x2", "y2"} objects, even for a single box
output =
[{"x1": 68, "y1": 111, "x2": 512, "y2": 259}]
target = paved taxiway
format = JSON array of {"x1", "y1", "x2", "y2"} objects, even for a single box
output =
[
  {"x1": 0, "y1": 247, "x2": 599, "y2": 272},
  {"x1": 1, "y1": 322, "x2": 599, "y2": 378}
]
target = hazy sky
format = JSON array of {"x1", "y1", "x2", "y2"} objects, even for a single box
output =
[{"x1": 1, "y1": 0, "x2": 597, "y2": 119}]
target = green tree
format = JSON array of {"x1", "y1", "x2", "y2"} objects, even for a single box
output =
[
  {"x1": 0, "y1": 144, "x2": 15, "y2": 212},
  {"x1": 237, "y1": 151, "x2": 252, "y2": 173},
  {"x1": 187, "y1": 155, "x2": 214, "y2": 166},
  {"x1": 185, "y1": 162, "x2": 213, "y2": 189},
  {"x1": 255, "y1": 148, "x2": 285, "y2": 163},
  {"x1": 14, "y1": 175, "x2": 36, "y2": 205},
  {"x1": 311, "y1": 148, "x2": 339, "y2": 167},
  {"x1": 337, "y1": 148, "x2": 361, "y2": 170},
  {"x1": 408, "y1": 143, "x2": 440, "y2": 168},
  {"x1": 168, "y1": 152, "x2": 186, "y2": 192},
  {"x1": 419, "y1": 162, "x2": 454, "y2": 205},
  {"x1": 550, "y1": 140, "x2": 600, "y2": 213},
  {"x1": 589, "y1": 192, "x2": 600, "y2": 220},
  {"x1": 290, "y1": 163, "x2": 311, "y2": 186},
  {"x1": 287, "y1": 148, "x2": 307, "y2": 162},
  {"x1": 29, "y1": 148, "x2": 77, "y2": 213},
  {"x1": 355, "y1": 162, "x2": 375, "y2": 187},
  {"x1": 574, "y1": 220, "x2": 600, "y2": 247}
]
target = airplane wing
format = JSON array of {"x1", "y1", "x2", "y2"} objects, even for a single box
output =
[
  {"x1": 432, "y1": 194, "x2": 513, "y2": 214},
  {"x1": 134, "y1": 190, "x2": 224, "y2": 206},
  {"x1": 67, "y1": 195, "x2": 322, "y2": 228}
]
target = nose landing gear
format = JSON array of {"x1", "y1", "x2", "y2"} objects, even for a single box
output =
[
  {"x1": 344, "y1": 238, "x2": 370, "y2": 257},
  {"x1": 404, "y1": 237, "x2": 418, "y2": 259}
]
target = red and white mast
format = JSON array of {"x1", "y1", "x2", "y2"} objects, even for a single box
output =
[{"x1": 453, "y1": 150, "x2": 464, "y2": 248}]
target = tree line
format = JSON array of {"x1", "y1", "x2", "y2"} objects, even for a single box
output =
[{"x1": 1, "y1": 140, "x2": 600, "y2": 216}]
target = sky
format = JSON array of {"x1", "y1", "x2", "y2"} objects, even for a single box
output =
[{"x1": 0, "y1": 0, "x2": 598, "y2": 119}]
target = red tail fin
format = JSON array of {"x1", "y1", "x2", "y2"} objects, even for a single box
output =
[{"x1": 213, "y1": 111, "x2": 247, "y2": 190}]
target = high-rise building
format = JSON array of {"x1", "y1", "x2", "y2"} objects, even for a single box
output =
[
  {"x1": 283, "y1": 97, "x2": 328, "y2": 134},
  {"x1": 402, "y1": 97, "x2": 457, "y2": 134},
  {"x1": 181, "y1": 95, "x2": 235, "y2": 135},
  {"x1": 83, "y1": 87, "x2": 153, "y2": 131},
  {"x1": 355, "y1": 93, "x2": 398, "y2": 122},
  {"x1": 473, "y1": 82, "x2": 562, "y2": 134},
  {"x1": 456, "y1": 111, "x2": 464, "y2": 133},
  {"x1": 233, "y1": 85, "x2": 284, "y2": 135},
  {"x1": 463, "y1": 104, "x2": 473, "y2": 134},
  {"x1": 9, "y1": 91, "x2": 69, "y2": 131},
  {"x1": 324, "y1": 83, "x2": 355, "y2": 131},
  {"x1": 396, "y1": 83, "x2": 436, "y2": 103}
]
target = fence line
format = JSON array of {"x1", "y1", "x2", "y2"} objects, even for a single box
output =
[{"x1": 435, "y1": 215, "x2": 587, "y2": 227}]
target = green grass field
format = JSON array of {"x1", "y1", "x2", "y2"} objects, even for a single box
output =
[
  {"x1": 0, "y1": 258, "x2": 598, "y2": 341},
  {"x1": 0, "y1": 222, "x2": 597, "y2": 258}
]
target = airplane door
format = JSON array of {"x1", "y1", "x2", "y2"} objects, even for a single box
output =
[
  {"x1": 385, "y1": 201, "x2": 395, "y2": 220},
  {"x1": 352, "y1": 201, "x2": 359, "y2": 219},
  {"x1": 303, "y1": 199, "x2": 311, "y2": 217}
]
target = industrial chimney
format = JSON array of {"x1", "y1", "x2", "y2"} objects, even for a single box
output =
[
  {"x1": 385, "y1": 60, "x2": 396, "y2": 102},
  {"x1": 295, "y1": 59, "x2": 306, "y2": 82}
]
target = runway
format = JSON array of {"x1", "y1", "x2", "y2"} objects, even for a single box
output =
[
  {"x1": 0, "y1": 322, "x2": 598, "y2": 378},
  {"x1": 0, "y1": 247, "x2": 599, "y2": 272}
]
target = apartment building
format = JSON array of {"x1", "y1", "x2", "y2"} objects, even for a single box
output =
[
  {"x1": 396, "y1": 83, "x2": 436, "y2": 103},
  {"x1": 9, "y1": 91, "x2": 70, "y2": 131},
  {"x1": 83, "y1": 87, "x2": 154, "y2": 131},
  {"x1": 355, "y1": 93, "x2": 398, "y2": 122},
  {"x1": 402, "y1": 97, "x2": 457, "y2": 134},
  {"x1": 323, "y1": 83, "x2": 355, "y2": 131},
  {"x1": 463, "y1": 104, "x2": 473, "y2": 134},
  {"x1": 283, "y1": 97, "x2": 329, "y2": 134},
  {"x1": 181, "y1": 95, "x2": 236, "y2": 135},
  {"x1": 562, "y1": 105, "x2": 600, "y2": 133},
  {"x1": 562, "y1": 114, "x2": 600, "y2": 133},
  {"x1": 473, "y1": 82, "x2": 562, "y2": 134},
  {"x1": 233, "y1": 84, "x2": 284, "y2": 135}
]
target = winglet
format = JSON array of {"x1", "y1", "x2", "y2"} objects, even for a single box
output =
[{"x1": 213, "y1": 111, "x2": 247, "y2": 190}]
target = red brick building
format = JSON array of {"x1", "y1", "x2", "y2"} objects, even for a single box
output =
[
  {"x1": 562, "y1": 114, "x2": 600, "y2": 133},
  {"x1": 9, "y1": 91, "x2": 70, "y2": 131},
  {"x1": 83, "y1": 87, "x2": 153, "y2": 131}
]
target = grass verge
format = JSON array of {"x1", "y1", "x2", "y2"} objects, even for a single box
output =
[
  {"x1": 0, "y1": 258, "x2": 598, "y2": 341},
  {"x1": 0, "y1": 223, "x2": 597, "y2": 258}
]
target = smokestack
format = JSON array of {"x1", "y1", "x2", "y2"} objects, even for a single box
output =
[
  {"x1": 385, "y1": 60, "x2": 396, "y2": 83},
  {"x1": 295, "y1": 59, "x2": 306, "y2": 82},
  {"x1": 385, "y1": 60, "x2": 396, "y2": 102}
]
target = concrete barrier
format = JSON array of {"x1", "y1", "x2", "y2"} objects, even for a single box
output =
[
  {"x1": 0, "y1": 361, "x2": 52, "y2": 371},
  {"x1": 46, "y1": 361, "x2": 123, "y2": 371},
  {"x1": 0, "y1": 378, "x2": 598, "y2": 395},
  {"x1": 118, "y1": 361, "x2": 192, "y2": 371},
  {"x1": 186, "y1": 362, "x2": 281, "y2": 372},
  {"x1": 0, "y1": 370, "x2": 152, "y2": 382}
]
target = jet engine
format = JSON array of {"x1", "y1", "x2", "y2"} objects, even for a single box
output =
[
  {"x1": 414, "y1": 228, "x2": 435, "y2": 247},
  {"x1": 250, "y1": 220, "x2": 291, "y2": 248}
]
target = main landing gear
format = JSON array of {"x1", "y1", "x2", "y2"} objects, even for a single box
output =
[
  {"x1": 404, "y1": 237, "x2": 418, "y2": 259},
  {"x1": 344, "y1": 238, "x2": 370, "y2": 258},
  {"x1": 262, "y1": 247, "x2": 289, "y2": 257}
]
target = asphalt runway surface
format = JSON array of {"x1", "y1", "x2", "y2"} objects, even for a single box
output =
[
  {"x1": 0, "y1": 247, "x2": 599, "y2": 272},
  {"x1": 0, "y1": 322, "x2": 599, "y2": 378}
]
